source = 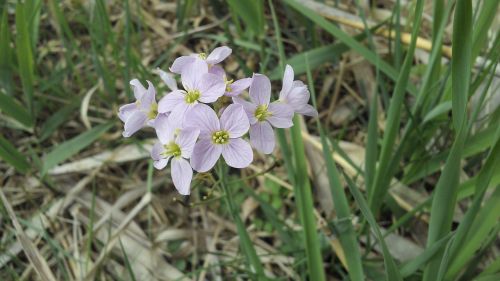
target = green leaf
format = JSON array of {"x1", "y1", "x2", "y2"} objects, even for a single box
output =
[
  {"x1": 226, "y1": 0, "x2": 264, "y2": 36},
  {"x1": 0, "y1": 91, "x2": 34, "y2": 128},
  {"x1": 41, "y1": 123, "x2": 113, "y2": 175},
  {"x1": 0, "y1": 8, "x2": 14, "y2": 94},
  {"x1": 0, "y1": 135, "x2": 30, "y2": 173}
]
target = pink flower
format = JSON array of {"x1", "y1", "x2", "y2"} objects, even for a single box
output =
[
  {"x1": 185, "y1": 104, "x2": 253, "y2": 172},
  {"x1": 170, "y1": 46, "x2": 232, "y2": 74},
  {"x1": 118, "y1": 79, "x2": 158, "y2": 137},
  {"x1": 234, "y1": 74, "x2": 293, "y2": 154},
  {"x1": 279, "y1": 65, "x2": 318, "y2": 117},
  {"x1": 157, "y1": 59, "x2": 225, "y2": 126},
  {"x1": 151, "y1": 114, "x2": 199, "y2": 195}
]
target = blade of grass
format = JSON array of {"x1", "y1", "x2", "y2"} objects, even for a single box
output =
[
  {"x1": 306, "y1": 55, "x2": 364, "y2": 281},
  {"x1": 0, "y1": 135, "x2": 30, "y2": 174},
  {"x1": 225, "y1": 0, "x2": 263, "y2": 36},
  {"x1": 0, "y1": 91, "x2": 34, "y2": 128},
  {"x1": 0, "y1": 8, "x2": 14, "y2": 95},
  {"x1": 41, "y1": 122, "x2": 113, "y2": 176}
]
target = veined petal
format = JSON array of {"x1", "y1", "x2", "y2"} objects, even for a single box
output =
[
  {"x1": 267, "y1": 102, "x2": 294, "y2": 128},
  {"x1": 170, "y1": 56, "x2": 196, "y2": 74},
  {"x1": 130, "y1": 79, "x2": 146, "y2": 100},
  {"x1": 249, "y1": 73, "x2": 271, "y2": 105},
  {"x1": 151, "y1": 142, "x2": 164, "y2": 161},
  {"x1": 249, "y1": 122, "x2": 275, "y2": 154},
  {"x1": 209, "y1": 65, "x2": 225, "y2": 78},
  {"x1": 155, "y1": 68, "x2": 178, "y2": 90},
  {"x1": 158, "y1": 90, "x2": 186, "y2": 113},
  {"x1": 184, "y1": 104, "x2": 220, "y2": 138},
  {"x1": 154, "y1": 114, "x2": 175, "y2": 144},
  {"x1": 286, "y1": 85, "x2": 310, "y2": 111},
  {"x1": 123, "y1": 111, "x2": 147, "y2": 137},
  {"x1": 198, "y1": 73, "x2": 225, "y2": 103},
  {"x1": 232, "y1": 97, "x2": 257, "y2": 124},
  {"x1": 176, "y1": 128, "x2": 200, "y2": 159},
  {"x1": 190, "y1": 139, "x2": 222, "y2": 172},
  {"x1": 220, "y1": 104, "x2": 249, "y2": 138},
  {"x1": 296, "y1": 104, "x2": 318, "y2": 117},
  {"x1": 118, "y1": 103, "x2": 137, "y2": 122},
  {"x1": 171, "y1": 158, "x2": 193, "y2": 195},
  {"x1": 154, "y1": 158, "x2": 170, "y2": 170},
  {"x1": 222, "y1": 138, "x2": 253, "y2": 168},
  {"x1": 279, "y1": 64, "x2": 294, "y2": 99},
  {"x1": 225, "y1": 78, "x2": 251, "y2": 97},
  {"x1": 167, "y1": 103, "x2": 191, "y2": 128},
  {"x1": 181, "y1": 59, "x2": 208, "y2": 91},
  {"x1": 139, "y1": 80, "x2": 156, "y2": 110},
  {"x1": 206, "y1": 46, "x2": 232, "y2": 65}
]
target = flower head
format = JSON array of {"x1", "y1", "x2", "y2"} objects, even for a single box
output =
[
  {"x1": 157, "y1": 59, "x2": 225, "y2": 125},
  {"x1": 151, "y1": 114, "x2": 199, "y2": 195},
  {"x1": 234, "y1": 74, "x2": 294, "y2": 154},
  {"x1": 185, "y1": 103, "x2": 253, "y2": 172},
  {"x1": 279, "y1": 65, "x2": 318, "y2": 117},
  {"x1": 118, "y1": 79, "x2": 158, "y2": 137},
  {"x1": 170, "y1": 46, "x2": 232, "y2": 74}
]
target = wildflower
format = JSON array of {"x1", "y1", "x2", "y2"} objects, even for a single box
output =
[
  {"x1": 186, "y1": 103, "x2": 253, "y2": 172},
  {"x1": 157, "y1": 59, "x2": 225, "y2": 125},
  {"x1": 118, "y1": 79, "x2": 158, "y2": 137},
  {"x1": 151, "y1": 114, "x2": 199, "y2": 195},
  {"x1": 279, "y1": 65, "x2": 318, "y2": 117},
  {"x1": 170, "y1": 46, "x2": 232, "y2": 74},
  {"x1": 154, "y1": 68, "x2": 178, "y2": 91},
  {"x1": 223, "y1": 76, "x2": 252, "y2": 97},
  {"x1": 234, "y1": 74, "x2": 294, "y2": 154}
]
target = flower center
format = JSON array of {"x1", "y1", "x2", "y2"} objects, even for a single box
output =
[
  {"x1": 147, "y1": 103, "x2": 158, "y2": 119},
  {"x1": 185, "y1": 90, "x2": 200, "y2": 104},
  {"x1": 211, "y1": 130, "x2": 229, "y2": 144},
  {"x1": 198, "y1": 53, "x2": 207, "y2": 60},
  {"x1": 163, "y1": 142, "x2": 181, "y2": 158},
  {"x1": 255, "y1": 104, "x2": 271, "y2": 122},
  {"x1": 224, "y1": 77, "x2": 234, "y2": 93}
]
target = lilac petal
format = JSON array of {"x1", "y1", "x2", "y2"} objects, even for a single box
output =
[
  {"x1": 118, "y1": 103, "x2": 137, "y2": 122},
  {"x1": 209, "y1": 65, "x2": 225, "y2": 78},
  {"x1": 285, "y1": 85, "x2": 310, "y2": 111},
  {"x1": 130, "y1": 79, "x2": 146, "y2": 100},
  {"x1": 249, "y1": 122, "x2": 275, "y2": 154},
  {"x1": 123, "y1": 111, "x2": 147, "y2": 137},
  {"x1": 249, "y1": 73, "x2": 271, "y2": 105},
  {"x1": 184, "y1": 104, "x2": 220, "y2": 138},
  {"x1": 190, "y1": 139, "x2": 222, "y2": 172},
  {"x1": 181, "y1": 59, "x2": 208, "y2": 91},
  {"x1": 158, "y1": 90, "x2": 186, "y2": 113},
  {"x1": 170, "y1": 56, "x2": 196, "y2": 74},
  {"x1": 151, "y1": 142, "x2": 164, "y2": 161},
  {"x1": 222, "y1": 138, "x2": 253, "y2": 168},
  {"x1": 154, "y1": 114, "x2": 175, "y2": 144},
  {"x1": 206, "y1": 46, "x2": 232, "y2": 65},
  {"x1": 171, "y1": 158, "x2": 193, "y2": 195},
  {"x1": 220, "y1": 104, "x2": 249, "y2": 138},
  {"x1": 279, "y1": 65, "x2": 294, "y2": 100},
  {"x1": 232, "y1": 97, "x2": 257, "y2": 124},
  {"x1": 155, "y1": 68, "x2": 178, "y2": 90},
  {"x1": 154, "y1": 158, "x2": 170, "y2": 170},
  {"x1": 176, "y1": 128, "x2": 200, "y2": 158},
  {"x1": 198, "y1": 73, "x2": 225, "y2": 103},
  {"x1": 267, "y1": 102, "x2": 294, "y2": 128},
  {"x1": 167, "y1": 102, "x2": 191, "y2": 127},
  {"x1": 225, "y1": 78, "x2": 252, "y2": 97},
  {"x1": 296, "y1": 104, "x2": 318, "y2": 117},
  {"x1": 139, "y1": 81, "x2": 156, "y2": 110}
]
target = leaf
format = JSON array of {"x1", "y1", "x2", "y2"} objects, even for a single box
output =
[
  {"x1": 0, "y1": 91, "x2": 34, "y2": 128},
  {"x1": 226, "y1": 0, "x2": 264, "y2": 36},
  {"x1": 0, "y1": 135, "x2": 30, "y2": 173}
]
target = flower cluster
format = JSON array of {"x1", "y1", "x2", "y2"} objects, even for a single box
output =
[{"x1": 118, "y1": 46, "x2": 317, "y2": 195}]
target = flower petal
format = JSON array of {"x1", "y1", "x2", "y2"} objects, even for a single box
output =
[
  {"x1": 181, "y1": 59, "x2": 208, "y2": 91},
  {"x1": 198, "y1": 73, "x2": 225, "y2": 103},
  {"x1": 190, "y1": 139, "x2": 222, "y2": 172},
  {"x1": 130, "y1": 79, "x2": 146, "y2": 100},
  {"x1": 184, "y1": 104, "x2": 220, "y2": 138},
  {"x1": 154, "y1": 158, "x2": 170, "y2": 170},
  {"x1": 220, "y1": 104, "x2": 249, "y2": 138},
  {"x1": 170, "y1": 56, "x2": 196, "y2": 74},
  {"x1": 151, "y1": 141, "x2": 164, "y2": 161},
  {"x1": 222, "y1": 138, "x2": 253, "y2": 168},
  {"x1": 154, "y1": 114, "x2": 175, "y2": 144},
  {"x1": 225, "y1": 77, "x2": 252, "y2": 97},
  {"x1": 176, "y1": 128, "x2": 200, "y2": 159},
  {"x1": 279, "y1": 64, "x2": 294, "y2": 100},
  {"x1": 209, "y1": 65, "x2": 225, "y2": 78},
  {"x1": 167, "y1": 103, "x2": 191, "y2": 127},
  {"x1": 285, "y1": 84, "x2": 310, "y2": 111},
  {"x1": 232, "y1": 97, "x2": 257, "y2": 124},
  {"x1": 296, "y1": 104, "x2": 318, "y2": 117},
  {"x1": 155, "y1": 68, "x2": 178, "y2": 90},
  {"x1": 249, "y1": 122, "x2": 275, "y2": 154},
  {"x1": 118, "y1": 103, "x2": 137, "y2": 122},
  {"x1": 249, "y1": 73, "x2": 271, "y2": 105},
  {"x1": 267, "y1": 102, "x2": 294, "y2": 128},
  {"x1": 158, "y1": 90, "x2": 186, "y2": 113},
  {"x1": 206, "y1": 46, "x2": 232, "y2": 65},
  {"x1": 123, "y1": 111, "x2": 147, "y2": 137},
  {"x1": 171, "y1": 158, "x2": 193, "y2": 195},
  {"x1": 139, "y1": 81, "x2": 156, "y2": 110}
]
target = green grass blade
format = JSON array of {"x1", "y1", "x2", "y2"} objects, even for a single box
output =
[
  {"x1": 0, "y1": 8, "x2": 14, "y2": 95},
  {"x1": 225, "y1": 0, "x2": 263, "y2": 36},
  {"x1": 0, "y1": 135, "x2": 30, "y2": 174},
  {"x1": 0, "y1": 91, "x2": 34, "y2": 128},
  {"x1": 41, "y1": 123, "x2": 113, "y2": 175},
  {"x1": 306, "y1": 56, "x2": 364, "y2": 281}
]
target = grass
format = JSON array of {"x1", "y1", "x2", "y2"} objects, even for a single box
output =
[{"x1": 0, "y1": 0, "x2": 499, "y2": 280}]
